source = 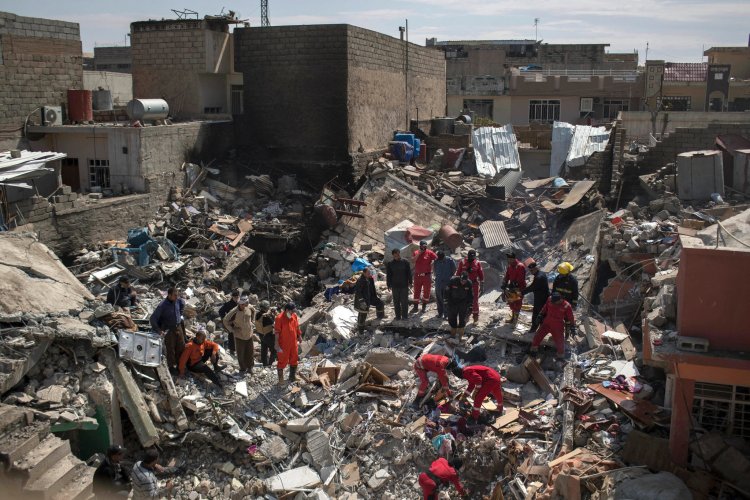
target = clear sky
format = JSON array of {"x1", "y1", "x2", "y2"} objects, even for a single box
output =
[{"x1": 1, "y1": 0, "x2": 747, "y2": 62}]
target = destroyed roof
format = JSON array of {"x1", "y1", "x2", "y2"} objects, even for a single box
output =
[
  {"x1": 681, "y1": 207, "x2": 750, "y2": 251},
  {"x1": 0, "y1": 150, "x2": 66, "y2": 187},
  {"x1": 664, "y1": 62, "x2": 707, "y2": 82}
]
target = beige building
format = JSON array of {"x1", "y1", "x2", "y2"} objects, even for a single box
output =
[{"x1": 705, "y1": 46, "x2": 750, "y2": 79}]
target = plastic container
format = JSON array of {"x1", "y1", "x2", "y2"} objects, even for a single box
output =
[
  {"x1": 390, "y1": 141, "x2": 414, "y2": 163},
  {"x1": 92, "y1": 90, "x2": 113, "y2": 111},
  {"x1": 67, "y1": 89, "x2": 93, "y2": 122},
  {"x1": 394, "y1": 133, "x2": 420, "y2": 158},
  {"x1": 126, "y1": 99, "x2": 169, "y2": 121}
]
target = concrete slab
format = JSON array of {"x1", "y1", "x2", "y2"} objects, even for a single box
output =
[{"x1": 264, "y1": 465, "x2": 320, "y2": 492}]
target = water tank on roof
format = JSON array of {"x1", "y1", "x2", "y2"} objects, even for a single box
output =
[
  {"x1": 430, "y1": 117, "x2": 455, "y2": 136},
  {"x1": 67, "y1": 89, "x2": 93, "y2": 122},
  {"x1": 92, "y1": 90, "x2": 113, "y2": 111},
  {"x1": 126, "y1": 99, "x2": 169, "y2": 121}
]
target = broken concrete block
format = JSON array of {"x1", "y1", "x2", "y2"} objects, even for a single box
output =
[
  {"x1": 336, "y1": 376, "x2": 361, "y2": 394},
  {"x1": 36, "y1": 385, "x2": 71, "y2": 404},
  {"x1": 260, "y1": 435, "x2": 289, "y2": 462},
  {"x1": 651, "y1": 269, "x2": 678, "y2": 288},
  {"x1": 364, "y1": 348, "x2": 412, "y2": 376},
  {"x1": 220, "y1": 461, "x2": 235, "y2": 475},
  {"x1": 505, "y1": 363, "x2": 530, "y2": 384},
  {"x1": 367, "y1": 468, "x2": 391, "y2": 490},
  {"x1": 306, "y1": 430, "x2": 333, "y2": 470},
  {"x1": 614, "y1": 471, "x2": 691, "y2": 500},
  {"x1": 647, "y1": 308, "x2": 667, "y2": 327},
  {"x1": 286, "y1": 417, "x2": 321, "y2": 433},
  {"x1": 710, "y1": 444, "x2": 750, "y2": 482},
  {"x1": 231, "y1": 478, "x2": 243, "y2": 491},
  {"x1": 340, "y1": 411, "x2": 362, "y2": 432},
  {"x1": 265, "y1": 466, "x2": 321, "y2": 493}
]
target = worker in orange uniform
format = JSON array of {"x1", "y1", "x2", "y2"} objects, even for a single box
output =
[
  {"x1": 455, "y1": 249, "x2": 484, "y2": 322},
  {"x1": 414, "y1": 353, "x2": 456, "y2": 404},
  {"x1": 412, "y1": 240, "x2": 438, "y2": 313},
  {"x1": 274, "y1": 302, "x2": 302, "y2": 385},
  {"x1": 178, "y1": 328, "x2": 223, "y2": 389},
  {"x1": 502, "y1": 252, "x2": 527, "y2": 324},
  {"x1": 418, "y1": 457, "x2": 467, "y2": 499},
  {"x1": 530, "y1": 291, "x2": 575, "y2": 359},
  {"x1": 452, "y1": 364, "x2": 503, "y2": 421}
]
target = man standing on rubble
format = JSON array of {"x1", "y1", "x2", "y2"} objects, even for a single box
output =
[
  {"x1": 452, "y1": 364, "x2": 504, "y2": 421},
  {"x1": 433, "y1": 250, "x2": 456, "y2": 320},
  {"x1": 150, "y1": 286, "x2": 186, "y2": 373},
  {"x1": 553, "y1": 262, "x2": 579, "y2": 308},
  {"x1": 274, "y1": 303, "x2": 302, "y2": 385},
  {"x1": 414, "y1": 353, "x2": 456, "y2": 403},
  {"x1": 455, "y1": 250, "x2": 484, "y2": 322},
  {"x1": 130, "y1": 448, "x2": 173, "y2": 500},
  {"x1": 178, "y1": 328, "x2": 224, "y2": 389},
  {"x1": 256, "y1": 300, "x2": 277, "y2": 367},
  {"x1": 223, "y1": 295, "x2": 256, "y2": 375},
  {"x1": 386, "y1": 249, "x2": 412, "y2": 320},
  {"x1": 106, "y1": 276, "x2": 137, "y2": 309},
  {"x1": 354, "y1": 267, "x2": 385, "y2": 332},
  {"x1": 418, "y1": 457, "x2": 467, "y2": 499},
  {"x1": 444, "y1": 272, "x2": 473, "y2": 343},
  {"x1": 524, "y1": 262, "x2": 549, "y2": 332},
  {"x1": 502, "y1": 252, "x2": 526, "y2": 324},
  {"x1": 218, "y1": 289, "x2": 240, "y2": 356},
  {"x1": 530, "y1": 291, "x2": 575, "y2": 359},
  {"x1": 412, "y1": 240, "x2": 438, "y2": 313}
]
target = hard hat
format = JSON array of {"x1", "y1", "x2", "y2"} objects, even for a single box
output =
[{"x1": 558, "y1": 262, "x2": 574, "y2": 275}]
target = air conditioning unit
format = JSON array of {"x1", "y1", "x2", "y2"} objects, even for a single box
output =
[
  {"x1": 580, "y1": 98, "x2": 594, "y2": 112},
  {"x1": 41, "y1": 106, "x2": 62, "y2": 126}
]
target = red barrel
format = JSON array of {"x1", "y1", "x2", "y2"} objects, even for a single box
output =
[
  {"x1": 438, "y1": 224, "x2": 463, "y2": 251},
  {"x1": 67, "y1": 89, "x2": 93, "y2": 122}
]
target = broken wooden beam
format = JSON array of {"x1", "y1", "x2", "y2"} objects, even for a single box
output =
[
  {"x1": 156, "y1": 360, "x2": 189, "y2": 431},
  {"x1": 523, "y1": 357, "x2": 557, "y2": 395}
]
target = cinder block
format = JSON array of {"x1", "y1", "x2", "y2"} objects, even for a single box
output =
[{"x1": 677, "y1": 336, "x2": 709, "y2": 353}]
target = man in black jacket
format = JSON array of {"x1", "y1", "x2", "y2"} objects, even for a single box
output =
[
  {"x1": 524, "y1": 262, "x2": 550, "y2": 332},
  {"x1": 218, "y1": 290, "x2": 240, "y2": 355},
  {"x1": 94, "y1": 445, "x2": 130, "y2": 497},
  {"x1": 552, "y1": 262, "x2": 579, "y2": 308},
  {"x1": 354, "y1": 268, "x2": 385, "y2": 333},
  {"x1": 106, "y1": 276, "x2": 137, "y2": 308},
  {"x1": 386, "y1": 249, "x2": 412, "y2": 320},
  {"x1": 444, "y1": 272, "x2": 473, "y2": 343}
]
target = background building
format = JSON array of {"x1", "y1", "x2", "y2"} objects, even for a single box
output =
[{"x1": 93, "y1": 46, "x2": 131, "y2": 73}]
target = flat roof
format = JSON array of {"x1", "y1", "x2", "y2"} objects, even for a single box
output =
[{"x1": 704, "y1": 46, "x2": 750, "y2": 54}]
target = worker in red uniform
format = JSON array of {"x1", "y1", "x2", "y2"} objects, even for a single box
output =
[
  {"x1": 455, "y1": 250, "x2": 484, "y2": 322},
  {"x1": 530, "y1": 291, "x2": 575, "y2": 359},
  {"x1": 412, "y1": 240, "x2": 438, "y2": 313},
  {"x1": 274, "y1": 303, "x2": 302, "y2": 385},
  {"x1": 453, "y1": 364, "x2": 504, "y2": 420},
  {"x1": 502, "y1": 252, "x2": 526, "y2": 324},
  {"x1": 418, "y1": 457, "x2": 467, "y2": 499},
  {"x1": 414, "y1": 353, "x2": 456, "y2": 402}
]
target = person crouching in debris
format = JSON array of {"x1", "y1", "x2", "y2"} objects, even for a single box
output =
[
  {"x1": 218, "y1": 289, "x2": 240, "y2": 355},
  {"x1": 256, "y1": 300, "x2": 277, "y2": 367},
  {"x1": 524, "y1": 262, "x2": 550, "y2": 333},
  {"x1": 131, "y1": 448, "x2": 173, "y2": 500},
  {"x1": 178, "y1": 327, "x2": 224, "y2": 390},
  {"x1": 414, "y1": 353, "x2": 457, "y2": 405},
  {"x1": 453, "y1": 364, "x2": 504, "y2": 421},
  {"x1": 150, "y1": 286, "x2": 186, "y2": 373},
  {"x1": 412, "y1": 240, "x2": 438, "y2": 313},
  {"x1": 354, "y1": 267, "x2": 385, "y2": 333},
  {"x1": 386, "y1": 248, "x2": 412, "y2": 320},
  {"x1": 553, "y1": 262, "x2": 579, "y2": 308},
  {"x1": 274, "y1": 303, "x2": 302, "y2": 385},
  {"x1": 501, "y1": 252, "x2": 526, "y2": 324},
  {"x1": 455, "y1": 250, "x2": 484, "y2": 322},
  {"x1": 418, "y1": 457, "x2": 467, "y2": 499},
  {"x1": 107, "y1": 276, "x2": 137, "y2": 309},
  {"x1": 222, "y1": 295, "x2": 256, "y2": 375},
  {"x1": 444, "y1": 272, "x2": 473, "y2": 343},
  {"x1": 94, "y1": 444, "x2": 130, "y2": 497},
  {"x1": 530, "y1": 291, "x2": 575, "y2": 359}
]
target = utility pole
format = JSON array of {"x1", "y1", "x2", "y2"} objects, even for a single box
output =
[
  {"x1": 534, "y1": 18, "x2": 539, "y2": 41},
  {"x1": 261, "y1": 0, "x2": 270, "y2": 27}
]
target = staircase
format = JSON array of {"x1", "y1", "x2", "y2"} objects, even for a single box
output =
[{"x1": 0, "y1": 404, "x2": 95, "y2": 499}]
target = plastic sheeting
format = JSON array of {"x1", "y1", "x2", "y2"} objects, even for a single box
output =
[
  {"x1": 327, "y1": 305, "x2": 358, "y2": 340},
  {"x1": 549, "y1": 122, "x2": 611, "y2": 175},
  {"x1": 472, "y1": 125, "x2": 521, "y2": 177}
]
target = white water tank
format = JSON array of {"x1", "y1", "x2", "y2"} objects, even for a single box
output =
[{"x1": 126, "y1": 99, "x2": 169, "y2": 121}]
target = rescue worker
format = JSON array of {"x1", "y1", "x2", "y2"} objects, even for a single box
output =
[
  {"x1": 354, "y1": 267, "x2": 385, "y2": 332},
  {"x1": 433, "y1": 250, "x2": 457, "y2": 320},
  {"x1": 222, "y1": 295, "x2": 256, "y2": 374},
  {"x1": 452, "y1": 364, "x2": 504, "y2": 421},
  {"x1": 149, "y1": 286, "x2": 186, "y2": 373},
  {"x1": 255, "y1": 301, "x2": 277, "y2": 367},
  {"x1": 93, "y1": 445, "x2": 130, "y2": 497},
  {"x1": 418, "y1": 457, "x2": 467, "y2": 499},
  {"x1": 414, "y1": 353, "x2": 456, "y2": 402},
  {"x1": 501, "y1": 252, "x2": 526, "y2": 324},
  {"x1": 274, "y1": 303, "x2": 302, "y2": 385},
  {"x1": 524, "y1": 262, "x2": 550, "y2": 332},
  {"x1": 444, "y1": 272, "x2": 473, "y2": 342},
  {"x1": 552, "y1": 262, "x2": 579, "y2": 308},
  {"x1": 178, "y1": 328, "x2": 223, "y2": 389},
  {"x1": 412, "y1": 240, "x2": 438, "y2": 313},
  {"x1": 106, "y1": 276, "x2": 137, "y2": 308},
  {"x1": 455, "y1": 250, "x2": 484, "y2": 322},
  {"x1": 386, "y1": 248, "x2": 412, "y2": 320},
  {"x1": 530, "y1": 291, "x2": 575, "y2": 359},
  {"x1": 218, "y1": 289, "x2": 240, "y2": 355}
]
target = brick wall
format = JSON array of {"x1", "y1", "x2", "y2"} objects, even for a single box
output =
[{"x1": 0, "y1": 12, "x2": 82, "y2": 150}]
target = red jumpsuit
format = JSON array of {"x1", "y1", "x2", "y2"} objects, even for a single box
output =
[
  {"x1": 274, "y1": 312, "x2": 301, "y2": 369},
  {"x1": 455, "y1": 258, "x2": 484, "y2": 317},
  {"x1": 414, "y1": 354, "x2": 450, "y2": 397},
  {"x1": 412, "y1": 249, "x2": 438, "y2": 304},
  {"x1": 418, "y1": 458, "x2": 466, "y2": 499},
  {"x1": 503, "y1": 260, "x2": 527, "y2": 313},
  {"x1": 462, "y1": 365, "x2": 503, "y2": 419},
  {"x1": 531, "y1": 298, "x2": 575, "y2": 356}
]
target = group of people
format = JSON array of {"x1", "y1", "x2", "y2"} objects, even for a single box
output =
[{"x1": 94, "y1": 445, "x2": 184, "y2": 499}]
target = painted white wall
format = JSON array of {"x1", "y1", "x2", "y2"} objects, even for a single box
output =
[{"x1": 83, "y1": 71, "x2": 133, "y2": 106}]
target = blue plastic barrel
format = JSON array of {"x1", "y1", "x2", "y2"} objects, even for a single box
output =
[{"x1": 394, "y1": 133, "x2": 420, "y2": 158}]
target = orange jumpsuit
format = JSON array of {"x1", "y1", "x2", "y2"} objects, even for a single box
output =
[{"x1": 274, "y1": 312, "x2": 301, "y2": 369}]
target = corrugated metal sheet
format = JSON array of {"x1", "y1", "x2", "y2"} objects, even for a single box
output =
[
  {"x1": 566, "y1": 125, "x2": 610, "y2": 167},
  {"x1": 0, "y1": 150, "x2": 66, "y2": 183},
  {"x1": 489, "y1": 168, "x2": 523, "y2": 197},
  {"x1": 540, "y1": 180, "x2": 596, "y2": 210},
  {"x1": 472, "y1": 125, "x2": 522, "y2": 177},
  {"x1": 479, "y1": 220, "x2": 512, "y2": 248}
]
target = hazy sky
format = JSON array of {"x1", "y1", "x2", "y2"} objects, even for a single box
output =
[{"x1": 2, "y1": 0, "x2": 748, "y2": 62}]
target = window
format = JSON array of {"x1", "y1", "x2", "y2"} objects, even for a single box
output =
[
  {"x1": 659, "y1": 96, "x2": 691, "y2": 111},
  {"x1": 529, "y1": 99, "x2": 560, "y2": 124},
  {"x1": 602, "y1": 99, "x2": 629, "y2": 119},
  {"x1": 693, "y1": 382, "x2": 750, "y2": 439},
  {"x1": 463, "y1": 99, "x2": 494, "y2": 120},
  {"x1": 88, "y1": 159, "x2": 111, "y2": 189},
  {"x1": 231, "y1": 85, "x2": 244, "y2": 115}
]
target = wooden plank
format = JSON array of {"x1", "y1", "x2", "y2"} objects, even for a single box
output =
[
  {"x1": 548, "y1": 447, "x2": 585, "y2": 467},
  {"x1": 524, "y1": 357, "x2": 557, "y2": 394},
  {"x1": 491, "y1": 409, "x2": 519, "y2": 430}
]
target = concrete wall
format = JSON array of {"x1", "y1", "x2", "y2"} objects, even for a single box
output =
[
  {"x1": 510, "y1": 95, "x2": 580, "y2": 125},
  {"x1": 82, "y1": 71, "x2": 133, "y2": 106},
  {"x1": 93, "y1": 46, "x2": 131, "y2": 73},
  {"x1": 619, "y1": 111, "x2": 750, "y2": 140},
  {"x1": 519, "y1": 149, "x2": 551, "y2": 178},
  {"x1": 706, "y1": 49, "x2": 750, "y2": 79},
  {"x1": 447, "y1": 95, "x2": 511, "y2": 124},
  {"x1": 0, "y1": 11, "x2": 82, "y2": 150}
]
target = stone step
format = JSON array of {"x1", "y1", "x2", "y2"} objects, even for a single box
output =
[
  {"x1": 0, "y1": 404, "x2": 33, "y2": 435},
  {"x1": 14, "y1": 435, "x2": 71, "y2": 482},
  {"x1": 23, "y1": 455, "x2": 82, "y2": 499},
  {"x1": 0, "y1": 420, "x2": 50, "y2": 466},
  {"x1": 50, "y1": 463, "x2": 95, "y2": 500}
]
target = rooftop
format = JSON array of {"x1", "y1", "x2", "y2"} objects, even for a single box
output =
[
  {"x1": 704, "y1": 46, "x2": 750, "y2": 54},
  {"x1": 664, "y1": 62, "x2": 707, "y2": 82}
]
